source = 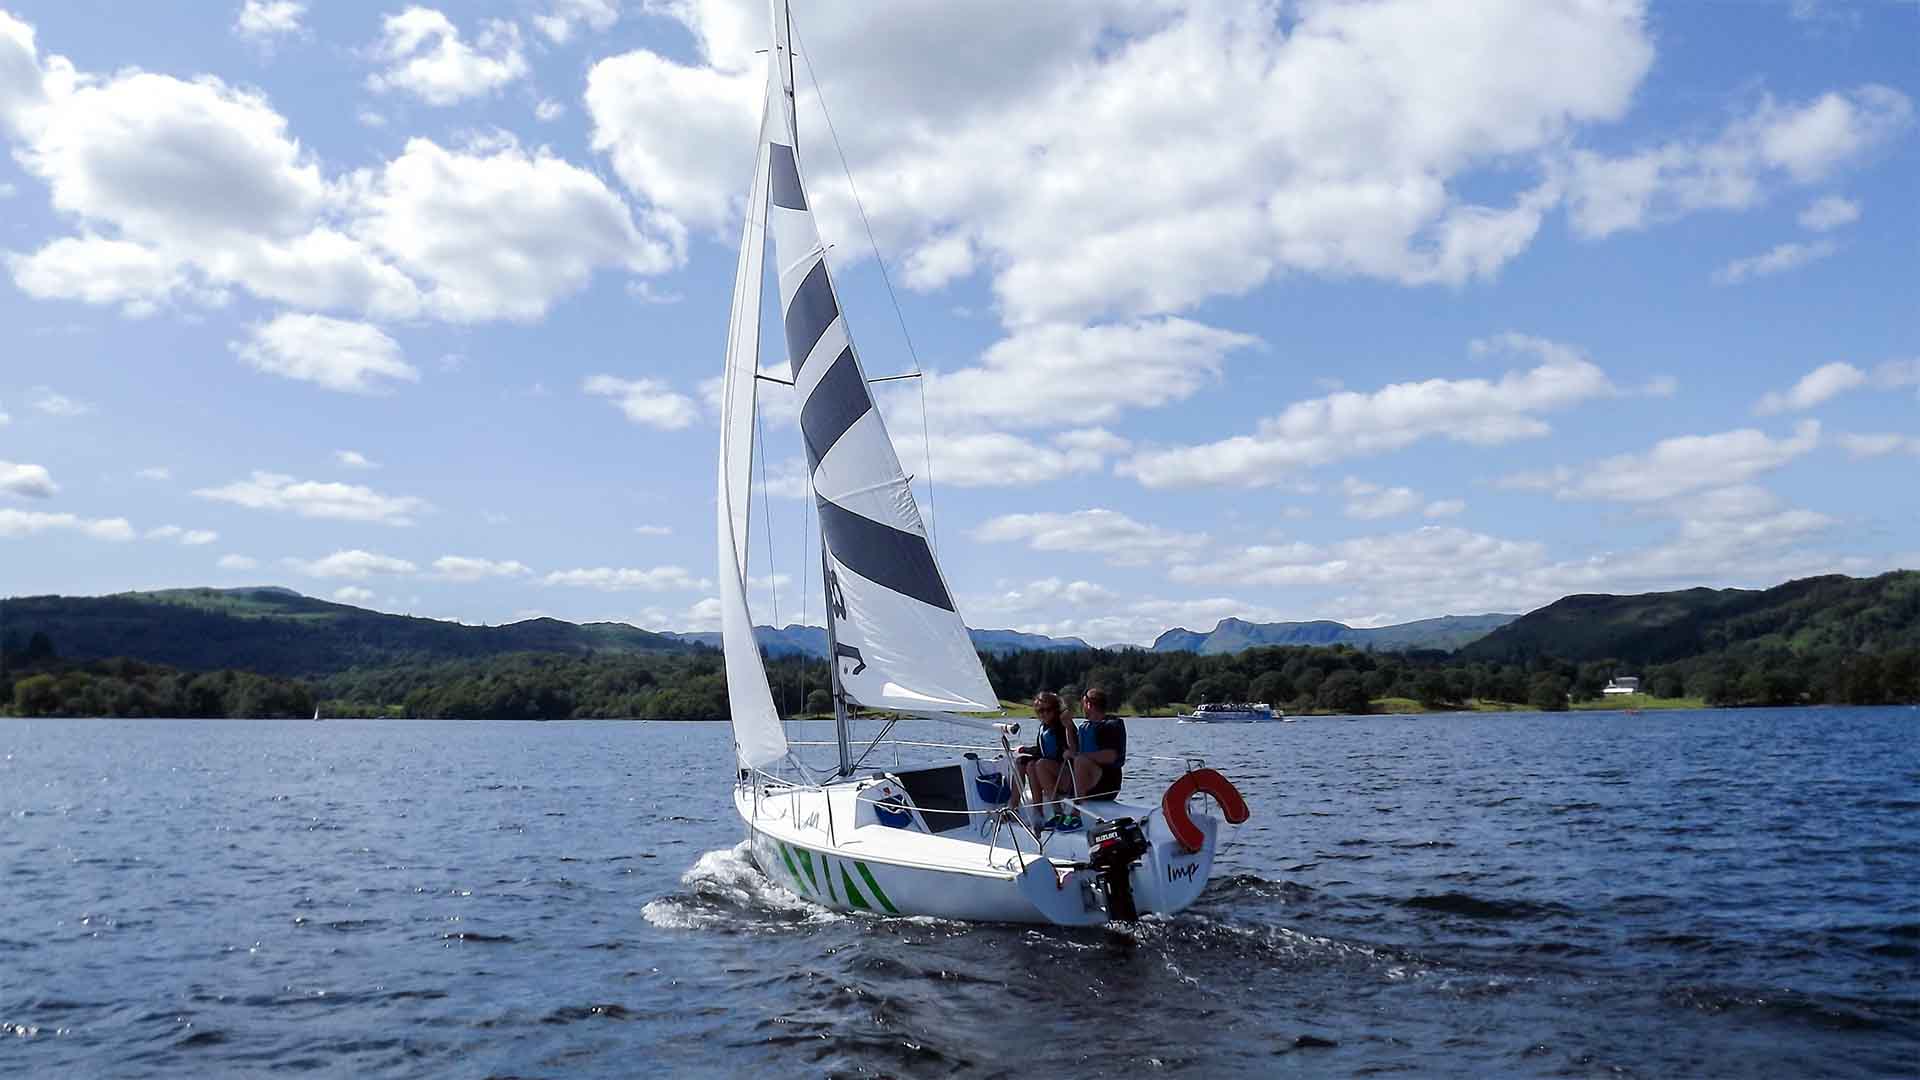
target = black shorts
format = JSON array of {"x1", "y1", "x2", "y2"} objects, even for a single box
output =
[{"x1": 1082, "y1": 765, "x2": 1122, "y2": 800}]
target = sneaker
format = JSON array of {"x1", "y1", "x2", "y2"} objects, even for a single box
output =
[
  {"x1": 1058, "y1": 814, "x2": 1083, "y2": 832},
  {"x1": 1041, "y1": 813, "x2": 1067, "y2": 830}
]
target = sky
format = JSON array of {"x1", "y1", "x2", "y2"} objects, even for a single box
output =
[{"x1": 0, "y1": 0, "x2": 1915, "y2": 647}]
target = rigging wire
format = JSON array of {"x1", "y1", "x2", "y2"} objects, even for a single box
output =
[{"x1": 791, "y1": 19, "x2": 942, "y2": 554}]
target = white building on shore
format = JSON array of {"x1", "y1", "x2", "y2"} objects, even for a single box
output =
[{"x1": 1602, "y1": 676, "x2": 1642, "y2": 696}]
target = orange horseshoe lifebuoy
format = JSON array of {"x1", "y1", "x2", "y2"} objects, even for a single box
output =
[{"x1": 1161, "y1": 768, "x2": 1251, "y2": 853}]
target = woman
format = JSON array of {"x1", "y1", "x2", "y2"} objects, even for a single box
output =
[{"x1": 1010, "y1": 691, "x2": 1071, "y2": 816}]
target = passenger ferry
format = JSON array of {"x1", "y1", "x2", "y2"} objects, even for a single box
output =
[{"x1": 1179, "y1": 702, "x2": 1284, "y2": 723}]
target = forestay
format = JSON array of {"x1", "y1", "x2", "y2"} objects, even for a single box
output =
[
  {"x1": 759, "y1": 17, "x2": 997, "y2": 714},
  {"x1": 715, "y1": 101, "x2": 787, "y2": 771}
]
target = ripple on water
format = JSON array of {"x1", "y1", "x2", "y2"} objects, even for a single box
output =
[{"x1": 3, "y1": 711, "x2": 1916, "y2": 1078}]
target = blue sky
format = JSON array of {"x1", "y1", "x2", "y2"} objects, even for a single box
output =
[{"x1": 1, "y1": 0, "x2": 1915, "y2": 646}]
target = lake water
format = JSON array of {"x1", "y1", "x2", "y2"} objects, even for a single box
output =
[{"x1": 2, "y1": 709, "x2": 1915, "y2": 1077}]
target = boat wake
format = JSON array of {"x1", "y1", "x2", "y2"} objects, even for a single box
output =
[{"x1": 642, "y1": 842, "x2": 846, "y2": 931}]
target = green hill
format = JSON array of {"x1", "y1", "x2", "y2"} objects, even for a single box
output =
[
  {"x1": 0, "y1": 587, "x2": 695, "y2": 677},
  {"x1": 1459, "y1": 571, "x2": 1920, "y2": 666}
]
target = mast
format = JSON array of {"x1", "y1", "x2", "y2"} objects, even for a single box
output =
[
  {"x1": 776, "y1": 1, "x2": 798, "y2": 157},
  {"x1": 779, "y1": 0, "x2": 852, "y2": 777}
]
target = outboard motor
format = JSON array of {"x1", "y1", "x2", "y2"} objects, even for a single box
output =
[{"x1": 1085, "y1": 817, "x2": 1151, "y2": 921}]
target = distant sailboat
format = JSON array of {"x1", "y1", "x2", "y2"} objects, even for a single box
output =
[
  {"x1": 712, "y1": 1, "x2": 1250, "y2": 924},
  {"x1": 312, "y1": 705, "x2": 321, "y2": 722}
]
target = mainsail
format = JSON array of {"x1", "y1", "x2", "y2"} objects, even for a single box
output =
[
  {"x1": 760, "y1": 12, "x2": 997, "y2": 714},
  {"x1": 716, "y1": 102, "x2": 788, "y2": 770}
]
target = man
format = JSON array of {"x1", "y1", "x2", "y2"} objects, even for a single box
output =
[{"x1": 1064, "y1": 687, "x2": 1126, "y2": 806}]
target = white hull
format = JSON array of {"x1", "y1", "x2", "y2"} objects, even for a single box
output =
[{"x1": 734, "y1": 763, "x2": 1221, "y2": 925}]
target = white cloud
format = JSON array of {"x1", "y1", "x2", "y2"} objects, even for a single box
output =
[
  {"x1": 0, "y1": 508, "x2": 134, "y2": 541},
  {"x1": 626, "y1": 280, "x2": 684, "y2": 305},
  {"x1": 194, "y1": 471, "x2": 429, "y2": 525},
  {"x1": 1424, "y1": 499, "x2": 1466, "y2": 518},
  {"x1": 534, "y1": 98, "x2": 565, "y2": 122},
  {"x1": 1641, "y1": 374, "x2": 1679, "y2": 398},
  {"x1": 1341, "y1": 477, "x2": 1422, "y2": 520},
  {"x1": 1873, "y1": 359, "x2": 1920, "y2": 391},
  {"x1": 635, "y1": 596, "x2": 724, "y2": 633},
  {"x1": 888, "y1": 428, "x2": 1115, "y2": 489},
  {"x1": 233, "y1": 314, "x2": 419, "y2": 394},
  {"x1": 922, "y1": 318, "x2": 1260, "y2": 428},
  {"x1": 1712, "y1": 239, "x2": 1836, "y2": 285},
  {"x1": 633, "y1": 524, "x2": 672, "y2": 536},
  {"x1": 533, "y1": 0, "x2": 620, "y2": 44},
  {"x1": 1174, "y1": 525, "x2": 1545, "y2": 591},
  {"x1": 902, "y1": 232, "x2": 975, "y2": 291},
  {"x1": 432, "y1": 555, "x2": 532, "y2": 581},
  {"x1": 1123, "y1": 333, "x2": 1616, "y2": 488},
  {"x1": 332, "y1": 585, "x2": 376, "y2": 604},
  {"x1": 340, "y1": 135, "x2": 677, "y2": 322},
  {"x1": 146, "y1": 524, "x2": 218, "y2": 545},
  {"x1": 973, "y1": 508, "x2": 1208, "y2": 567},
  {"x1": 30, "y1": 387, "x2": 91, "y2": 416},
  {"x1": 1163, "y1": 502, "x2": 1862, "y2": 625},
  {"x1": 961, "y1": 576, "x2": 1282, "y2": 648},
  {"x1": 1502, "y1": 420, "x2": 1821, "y2": 503},
  {"x1": 136, "y1": 466, "x2": 171, "y2": 480},
  {"x1": 587, "y1": 1, "x2": 1654, "y2": 321},
  {"x1": 585, "y1": 46, "x2": 759, "y2": 235},
  {"x1": 1567, "y1": 85, "x2": 1911, "y2": 237},
  {"x1": 234, "y1": 1, "x2": 305, "y2": 42},
  {"x1": 1798, "y1": 195, "x2": 1860, "y2": 231},
  {"x1": 1837, "y1": 433, "x2": 1920, "y2": 459},
  {"x1": 583, "y1": 374, "x2": 700, "y2": 429},
  {"x1": 542, "y1": 565, "x2": 708, "y2": 591},
  {"x1": 0, "y1": 19, "x2": 670, "y2": 324},
  {"x1": 0, "y1": 460, "x2": 58, "y2": 498},
  {"x1": 334, "y1": 449, "x2": 379, "y2": 470},
  {"x1": 217, "y1": 553, "x2": 259, "y2": 570},
  {"x1": 286, "y1": 549, "x2": 418, "y2": 579},
  {"x1": 1755, "y1": 361, "x2": 1866, "y2": 415},
  {"x1": 7, "y1": 236, "x2": 206, "y2": 317},
  {"x1": 367, "y1": 8, "x2": 527, "y2": 106}
]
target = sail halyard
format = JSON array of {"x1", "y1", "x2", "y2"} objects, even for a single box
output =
[
  {"x1": 716, "y1": 91, "x2": 788, "y2": 772},
  {"x1": 762, "y1": 1, "x2": 998, "y2": 718}
]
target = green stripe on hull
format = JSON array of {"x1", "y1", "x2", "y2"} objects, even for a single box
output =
[
  {"x1": 797, "y1": 847, "x2": 819, "y2": 892},
  {"x1": 840, "y1": 866, "x2": 872, "y2": 911},
  {"x1": 855, "y1": 862, "x2": 899, "y2": 914},
  {"x1": 776, "y1": 841, "x2": 810, "y2": 896}
]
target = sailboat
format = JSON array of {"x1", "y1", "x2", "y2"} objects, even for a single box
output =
[{"x1": 714, "y1": 2, "x2": 1249, "y2": 924}]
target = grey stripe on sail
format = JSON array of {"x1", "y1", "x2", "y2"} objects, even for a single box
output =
[
  {"x1": 816, "y1": 498, "x2": 954, "y2": 612},
  {"x1": 783, "y1": 259, "x2": 837, "y2": 378},
  {"x1": 800, "y1": 347, "x2": 872, "y2": 469},
  {"x1": 769, "y1": 143, "x2": 807, "y2": 211}
]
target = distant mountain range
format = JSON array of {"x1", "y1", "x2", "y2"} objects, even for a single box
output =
[
  {"x1": 1149, "y1": 613, "x2": 1519, "y2": 655},
  {"x1": 663, "y1": 625, "x2": 1092, "y2": 658},
  {"x1": 8, "y1": 572, "x2": 1912, "y2": 680}
]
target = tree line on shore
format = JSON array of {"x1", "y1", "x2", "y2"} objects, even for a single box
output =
[{"x1": 4, "y1": 628, "x2": 1916, "y2": 720}]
